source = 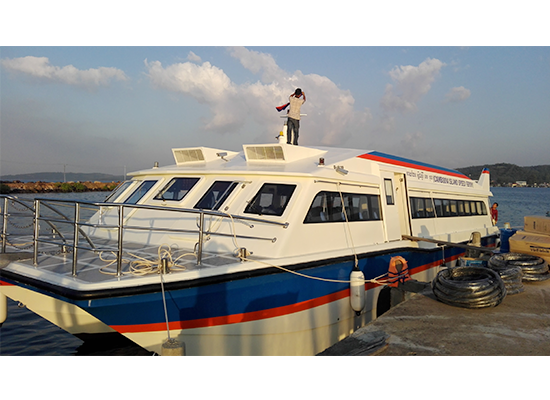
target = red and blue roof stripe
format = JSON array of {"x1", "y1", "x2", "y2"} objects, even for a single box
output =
[{"x1": 359, "y1": 151, "x2": 470, "y2": 180}]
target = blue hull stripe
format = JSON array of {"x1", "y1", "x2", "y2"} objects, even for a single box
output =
[{"x1": 1, "y1": 237, "x2": 497, "y2": 334}]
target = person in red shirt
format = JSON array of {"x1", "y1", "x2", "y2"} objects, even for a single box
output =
[{"x1": 490, "y1": 202, "x2": 498, "y2": 225}]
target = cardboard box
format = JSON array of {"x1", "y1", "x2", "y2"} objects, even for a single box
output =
[
  {"x1": 509, "y1": 230, "x2": 550, "y2": 264},
  {"x1": 524, "y1": 215, "x2": 550, "y2": 235}
]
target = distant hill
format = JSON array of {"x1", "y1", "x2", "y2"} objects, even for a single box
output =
[
  {"x1": 1, "y1": 172, "x2": 124, "y2": 183},
  {"x1": 457, "y1": 163, "x2": 550, "y2": 185},
  {"x1": 3, "y1": 165, "x2": 550, "y2": 186}
]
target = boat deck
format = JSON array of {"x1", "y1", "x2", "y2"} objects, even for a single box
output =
[{"x1": 1, "y1": 235, "x2": 241, "y2": 285}]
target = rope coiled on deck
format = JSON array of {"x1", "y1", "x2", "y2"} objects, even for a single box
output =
[{"x1": 431, "y1": 266, "x2": 507, "y2": 309}]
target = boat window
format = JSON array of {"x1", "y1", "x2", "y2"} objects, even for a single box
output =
[
  {"x1": 411, "y1": 197, "x2": 426, "y2": 218},
  {"x1": 457, "y1": 200, "x2": 465, "y2": 216},
  {"x1": 304, "y1": 191, "x2": 381, "y2": 223},
  {"x1": 442, "y1": 199, "x2": 450, "y2": 217},
  {"x1": 476, "y1": 202, "x2": 483, "y2": 215},
  {"x1": 450, "y1": 200, "x2": 458, "y2": 216},
  {"x1": 384, "y1": 179, "x2": 395, "y2": 205},
  {"x1": 425, "y1": 198, "x2": 435, "y2": 217},
  {"x1": 434, "y1": 199, "x2": 443, "y2": 217},
  {"x1": 431, "y1": 198, "x2": 488, "y2": 218},
  {"x1": 464, "y1": 201, "x2": 471, "y2": 215},
  {"x1": 244, "y1": 183, "x2": 296, "y2": 216},
  {"x1": 410, "y1": 197, "x2": 435, "y2": 219},
  {"x1": 154, "y1": 177, "x2": 200, "y2": 202},
  {"x1": 124, "y1": 180, "x2": 158, "y2": 204},
  {"x1": 105, "y1": 180, "x2": 134, "y2": 203},
  {"x1": 480, "y1": 202, "x2": 487, "y2": 215},
  {"x1": 194, "y1": 181, "x2": 239, "y2": 210}
]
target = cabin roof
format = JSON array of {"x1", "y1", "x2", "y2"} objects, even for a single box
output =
[{"x1": 130, "y1": 143, "x2": 469, "y2": 182}]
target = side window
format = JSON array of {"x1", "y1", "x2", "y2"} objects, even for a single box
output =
[
  {"x1": 304, "y1": 191, "x2": 327, "y2": 223},
  {"x1": 457, "y1": 200, "x2": 465, "y2": 216},
  {"x1": 304, "y1": 191, "x2": 381, "y2": 223},
  {"x1": 464, "y1": 201, "x2": 471, "y2": 215},
  {"x1": 154, "y1": 178, "x2": 200, "y2": 201},
  {"x1": 425, "y1": 198, "x2": 435, "y2": 218},
  {"x1": 194, "y1": 181, "x2": 238, "y2": 210},
  {"x1": 369, "y1": 195, "x2": 382, "y2": 220},
  {"x1": 244, "y1": 183, "x2": 296, "y2": 216},
  {"x1": 480, "y1": 202, "x2": 487, "y2": 215},
  {"x1": 450, "y1": 200, "x2": 458, "y2": 216},
  {"x1": 411, "y1": 197, "x2": 425, "y2": 219},
  {"x1": 410, "y1": 197, "x2": 435, "y2": 219},
  {"x1": 476, "y1": 201, "x2": 483, "y2": 215},
  {"x1": 384, "y1": 179, "x2": 395, "y2": 205},
  {"x1": 124, "y1": 180, "x2": 157, "y2": 204},
  {"x1": 434, "y1": 199, "x2": 443, "y2": 217},
  {"x1": 432, "y1": 198, "x2": 487, "y2": 217},
  {"x1": 442, "y1": 199, "x2": 450, "y2": 217}
]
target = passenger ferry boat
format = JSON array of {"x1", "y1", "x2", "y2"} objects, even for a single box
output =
[{"x1": 0, "y1": 123, "x2": 498, "y2": 355}]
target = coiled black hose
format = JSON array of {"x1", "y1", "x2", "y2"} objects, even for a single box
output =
[
  {"x1": 492, "y1": 266, "x2": 524, "y2": 295},
  {"x1": 432, "y1": 266, "x2": 507, "y2": 309},
  {"x1": 489, "y1": 253, "x2": 549, "y2": 282}
]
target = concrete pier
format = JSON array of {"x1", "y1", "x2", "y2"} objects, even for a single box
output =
[{"x1": 320, "y1": 278, "x2": 550, "y2": 356}]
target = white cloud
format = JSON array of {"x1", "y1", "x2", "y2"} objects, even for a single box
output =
[
  {"x1": 445, "y1": 86, "x2": 471, "y2": 102},
  {"x1": 187, "y1": 51, "x2": 201, "y2": 63},
  {"x1": 145, "y1": 59, "x2": 235, "y2": 103},
  {"x1": 145, "y1": 59, "x2": 244, "y2": 131},
  {"x1": 145, "y1": 48, "x2": 372, "y2": 145},
  {"x1": 381, "y1": 58, "x2": 446, "y2": 114},
  {"x1": 228, "y1": 46, "x2": 285, "y2": 83},
  {"x1": 0, "y1": 56, "x2": 128, "y2": 88}
]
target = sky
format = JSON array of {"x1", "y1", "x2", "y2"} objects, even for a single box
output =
[{"x1": 1, "y1": 5, "x2": 549, "y2": 179}]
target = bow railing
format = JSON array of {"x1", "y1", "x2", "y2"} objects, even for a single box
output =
[{"x1": 1, "y1": 195, "x2": 288, "y2": 277}]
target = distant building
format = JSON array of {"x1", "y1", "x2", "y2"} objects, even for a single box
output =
[{"x1": 515, "y1": 181, "x2": 527, "y2": 187}]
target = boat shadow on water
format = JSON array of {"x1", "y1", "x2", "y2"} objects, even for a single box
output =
[
  {"x1": 75, "y1": 332, "x2": 154, "y2": 356},
  {"x1": 0, "y1": 298, "x2": 154, "y2": 355}
]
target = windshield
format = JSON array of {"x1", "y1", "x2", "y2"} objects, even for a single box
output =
[
  {"x1": 105, "y1": 180, "x2": 134, "y2": 203},
  {"x1": 154, "y1": 177, "x2": 200, "y2": 201},
  {"x1": 124, "y1": 180, "x2": 158, "y2": 204}
]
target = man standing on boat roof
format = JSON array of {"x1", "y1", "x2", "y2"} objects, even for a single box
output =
[{"x1": 286, "y1": 88, "x2": 306, "y2": 145}]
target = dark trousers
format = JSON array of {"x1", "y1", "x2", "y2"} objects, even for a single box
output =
[{"x1": 287, "y1": 118, "x2": 300, "y2": 145}]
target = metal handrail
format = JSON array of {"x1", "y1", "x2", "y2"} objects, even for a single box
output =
[
  {"x1": 1, "y1": 195, "x2": 68, "y2": 253},
  {"x1": 37, "y1": 200, "x2": 96, "y2": 250},
  {"x1": 27, "y1": 198, "x2": 288, "y2": 277}
]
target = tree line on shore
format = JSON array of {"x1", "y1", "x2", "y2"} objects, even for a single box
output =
[
  {"x1": 0, "y1": 181, "x2": 120, "y2": 194},
  {"x1": 457, "y1": 163, "x2": 550, "y2": 187},
  {"x1": 3, "y1": 162, "x2": 549, "y2": 194}
]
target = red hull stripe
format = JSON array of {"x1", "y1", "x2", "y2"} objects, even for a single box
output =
[
  {"x1": 110, "y1": 256, "x2": 463, "y2": 334},
  {"x1": 111, "y1": 287, "x2": 351, "y2": 333},
  {"x1": 0, "y1": 280, "x2": 15, "y2": 286},
  {"x1": 358, "y1": 153, "x2": 469, "y2": 179}
]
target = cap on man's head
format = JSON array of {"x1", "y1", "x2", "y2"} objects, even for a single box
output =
[{"x1": 294, "y1": 88, "x2": 302, "y2": 96}]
